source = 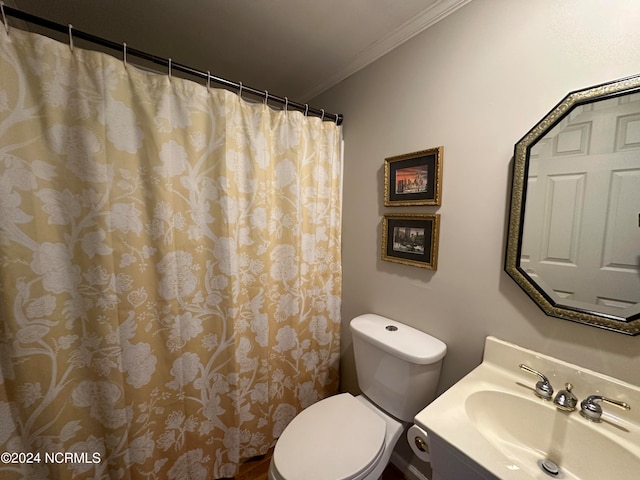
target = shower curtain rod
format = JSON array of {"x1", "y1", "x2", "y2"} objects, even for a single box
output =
[{"x1": 1, "y1": 6, "x2": 343, "y2": 125}]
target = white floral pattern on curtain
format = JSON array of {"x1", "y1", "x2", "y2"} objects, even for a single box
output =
[{"x1": 0, "y1": 27, "x2": 342, "y2": 480}]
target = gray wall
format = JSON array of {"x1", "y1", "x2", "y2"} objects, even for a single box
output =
[{"x1": 314, "y1": 0, "x2": 640, "y2": 474}]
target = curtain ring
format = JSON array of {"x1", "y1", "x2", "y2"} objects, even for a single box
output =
[
  {"x1": 123, "y1": 42, "x2": 127, "y2": 67},
  {"x1": 207, "y1": 71, "x2": 211, "y2": 92},
  {"x1": 304, "y1": 104, "x2": 309, "y2": 117},
  {"x1": 168, "y1": 58, "x2": 172, "y2": 80},
  {"x1": 321, "y1": 109, "x2": 325, "y2": 121},
  {"x1": 1, "y1": 2, "x2": 10, "y2": 35},
  {"x1": 238, "y1": 81, "x2": 243, "y2": 99},
  {"x1": 264, "y1": 91, "x2": 268, "y2": 106},
  {"x1": 68, "y1": 24, "x2": 74, "y2": 51}
]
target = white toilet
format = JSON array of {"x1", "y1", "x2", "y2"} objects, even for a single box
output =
[{"x1": 269, "y1": 313, "x2": 447, "y2": 480}]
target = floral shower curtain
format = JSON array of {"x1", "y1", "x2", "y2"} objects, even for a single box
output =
[{"x1": 0, "y1": 27, "x2": 342, "y2": 480}]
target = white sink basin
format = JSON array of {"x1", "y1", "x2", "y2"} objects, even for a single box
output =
[
  {"x1": 466, "y1": 390, "x2": 639, "y2": 479},
  {"x1": 414, "y1": 337, "x2": 640, "y2": 480}
]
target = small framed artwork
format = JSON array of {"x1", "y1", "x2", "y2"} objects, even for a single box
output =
[
  {"x1": 384, "y1": 146, "x2": 443, "y2": 206},
  {"x1": 382, "y1": 214, "x2": 440, "y2": 270}
]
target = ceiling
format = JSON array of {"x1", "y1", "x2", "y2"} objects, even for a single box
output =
[{"x1": 6, "y1": 0, "x2": 470, "y2": 102}]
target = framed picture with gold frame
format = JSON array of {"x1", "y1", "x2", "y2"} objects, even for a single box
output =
[
  {"x1": 382, "y1": 214, "x2": 440, "y2": 269},
  {"x1": 384, "y1": 146, "x2": 443, "y2": 206}
]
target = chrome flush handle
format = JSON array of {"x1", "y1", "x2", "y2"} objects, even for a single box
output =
[{"x1": 519, "y1": 364, "x2": 554, "y2": 400}]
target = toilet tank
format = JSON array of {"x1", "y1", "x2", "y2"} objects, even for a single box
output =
[{"x1": 350, "y1": 314, "x2": 447, "y2": 422}]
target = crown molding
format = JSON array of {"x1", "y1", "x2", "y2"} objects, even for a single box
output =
[{"x1": 303, "y1": 0, "x2": 472, "y2": 101}]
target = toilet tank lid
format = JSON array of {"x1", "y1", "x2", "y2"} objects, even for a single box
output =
[{"x1": 350, "y1": 314, "x2": 446, "y2": 364}]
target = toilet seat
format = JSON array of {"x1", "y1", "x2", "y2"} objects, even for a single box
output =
[{"x1": 271, "y1": 393, "x2": 387, "y2": 480}]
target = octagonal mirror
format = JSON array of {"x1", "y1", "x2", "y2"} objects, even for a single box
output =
[{"x1": 506, "y1": 74, "x2": 640, "y2": 335}]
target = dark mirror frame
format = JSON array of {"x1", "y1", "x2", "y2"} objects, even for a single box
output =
[{"x1": 505, "y1": 74, "x2": 640, "y2": 335}]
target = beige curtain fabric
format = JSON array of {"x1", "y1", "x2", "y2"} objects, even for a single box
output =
[{"x1": 0, "y1": 28, "x2": 342, "y2": 480}]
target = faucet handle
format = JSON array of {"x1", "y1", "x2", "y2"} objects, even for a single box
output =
[
  {"x1": 519, "y1": 364, "x2": 553, "y2": 400},
  {"x1": 580, "y1": 394, "x2": 631, "y2": 422}
]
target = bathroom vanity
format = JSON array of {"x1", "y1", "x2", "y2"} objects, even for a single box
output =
[{"x1": 413, "y1": 336, "x2": 640, "y2": 480}]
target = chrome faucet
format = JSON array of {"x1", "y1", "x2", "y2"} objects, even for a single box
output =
[
  {"x1": 553, "y1": 383, "x2": 578, "y2": 412},
  {"x1": 519, "y1": 364, "x2": 553, "y2": 400},
  {"x1": 580, "y1": 395, "x2": 630, "y2": 422}
]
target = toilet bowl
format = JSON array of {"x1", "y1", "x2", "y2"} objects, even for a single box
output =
[
  {"x1": 269, "y1": 314, "x2": 447, "y2": 480},
  {"x1": 268, "y1": 393, "x2": 403, "y2": 480}
]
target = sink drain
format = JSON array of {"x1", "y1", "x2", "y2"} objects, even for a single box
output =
[{"x1": 537, "y1": 459, "x2": 564, "y2": 478}]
